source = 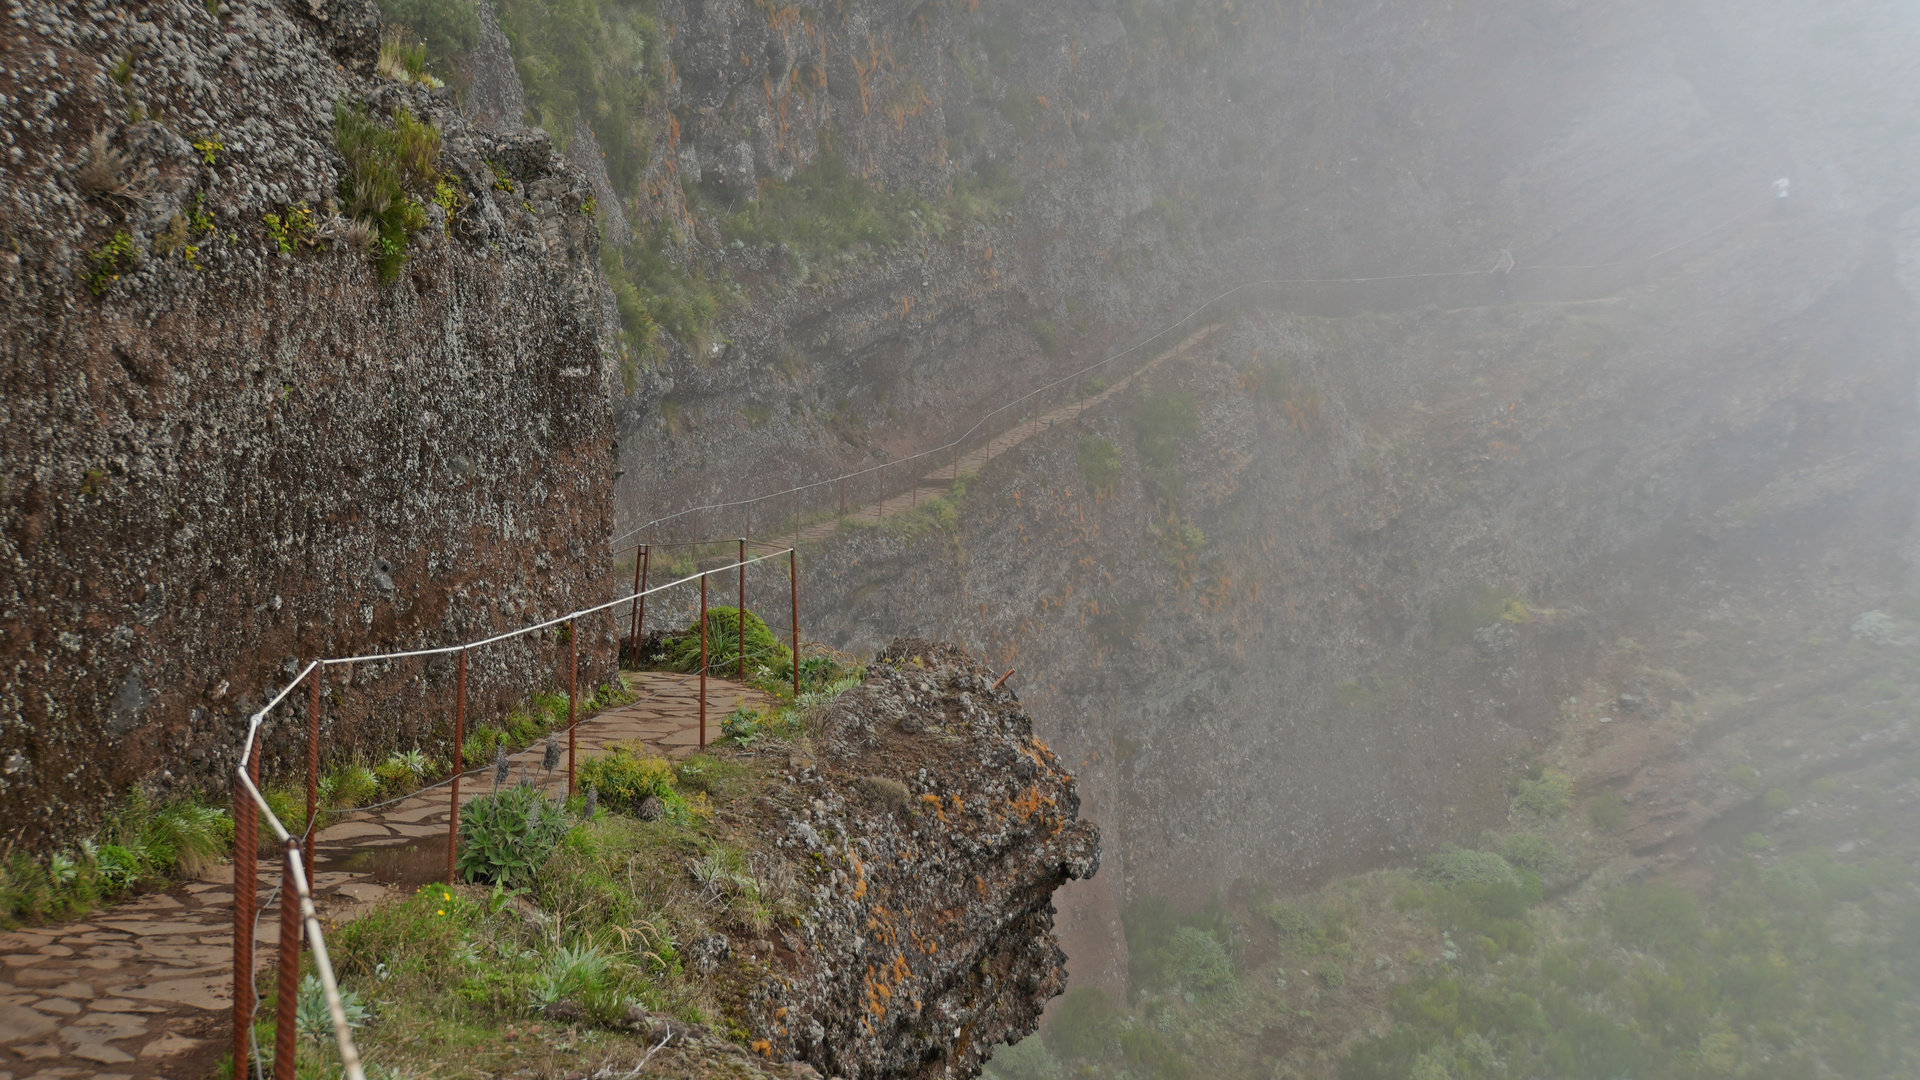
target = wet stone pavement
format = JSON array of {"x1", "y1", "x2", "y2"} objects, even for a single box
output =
[{"x1": 0, "y1": 672, "x2": 769, "y2": 1078}]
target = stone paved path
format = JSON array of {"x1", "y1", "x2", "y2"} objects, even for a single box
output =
[{"x1": 0, "y1": 672, "x2": 770, "y2": 1079}]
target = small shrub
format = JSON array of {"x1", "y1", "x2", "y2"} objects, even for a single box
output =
[
  {"x1": 259, "y1": 785, "x2": 308, "y2": 843},
  {"x1": 1077, "y1": 437, "x2": 1121, "y2": 496},
  {"x1": 1044, "y1": 986, "x2": 1118, "y2": 1060},
  {"x1": 1119, "y1": 1025, "x2": 1190, "y2": 1080},
  {"x1": 1261, "y1": 900, "x2": 1316, "y2": 940},
  {"x1": 1604, "y1": 881, "x2": 1699, "y2": 954},
  {"x1": 1742, "y1": 832, "x2": 1772, "y2": 852},
  {"x1": 720, "y1": 705, "x2": 762, "y2": 745},
  {"x1": 461, "y1": 726, "x2": 501, "y2": 767},
  {"x1": 1027, "y1": 319, "x2": 1058, "y2": 355},
  {"x1": 1512, "y1": 769, "x2": 1573, "y2": 819},
  {"x1": 456, "y1": 784, "x2": 572, "y2": 888},
  {"x1": 1316, "y1": 960, "x2": 1346, "y2": 988},
  {"x1": 1134, "y1": 391, "x2": 1198, "y2": 470},
  {"x1": 1422, "y1": 845, "x2": 1521, "y2": 888},
  {"x1": 84, "y1": 230, "x2": 137, "y2": 295},
  {"x1": 985, "y1": 1036, "x2": 1063, "y2": 1080},
  {"x1": 295, "y1": 972, "x2": 368, "y2": 1045},
  {"x1": 262, "y1": 204, "x2": 313, "y2": 254},
  {"x1": 1588, "y1": 791, "x2": 1629, "y2": 832},
  {"x1": 1762, "y1": 787, "x2": 1793, "y2": 812},
  {"x1": 1497, "y1": 833, "x2": 1567, "y2": 876},
  {"x1": 1727, "y1": 764, "x2": 1763, "y2": 791},
  {"x1": 375, "y1": 748, "x2": 430, "y2": 795},
  {"x1": 1167, "y1": 925, "x2": 1233, "y2": 993},
  {"x1": 322, "y1": 762, "x2": 379, "y2": 809},
  {"x1": 576, "y1": 746, "x2": 683, "y2": 817}
]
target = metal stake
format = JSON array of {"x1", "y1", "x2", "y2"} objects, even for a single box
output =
[
  {"x1": 273, "y1": 839, "x2": 301, "y2": 1080},
  {"x1": 637, "y1": 545, "x2": 650, "y2": 661},
  {"x1": 790, "y1": 547, "x2": 800, "y2": 698},
  {"x1": 232, "y1": 736, "x2": 259, "y2": 1076},
  {"x1": 448, "y1": 649, "x2": 465, "y2": 886},
  {"x1": 699, "y1": 572, "x2": 708, "y2": 749},
  {"x1": 627, "y1": 543, "x2": 644, "y2": 665},
  {"x1": 737, "y1": 538, "x2": 747, "y2": 681},
  {"x1": 304, "y1": 670, "x2": 319, "y2": 878},
  {"x1": 567, "y1": 621, "x2": 578, "y2": 797}
]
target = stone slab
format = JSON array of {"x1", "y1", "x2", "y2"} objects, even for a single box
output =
[
  {"x1": 96, "y1": 923, "x2": 216, "y2": 938},
  {"x1": 312, "y1": 821, "x2": 392, "y2": 843},
  {"x1": 0, "y1": 1002, "x2": 58, "y2": 1041},
  {"x1": 110, "y1": 974, "x2": 227, "y2": 1012}
]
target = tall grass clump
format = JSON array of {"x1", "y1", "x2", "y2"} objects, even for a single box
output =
[
  {"x1": 1, "y1": 792, "x2": 229, "y2": 926},
  {"x1": 652, "y1": 606, "x2": 792, "y2": 681},
  {"x1": 334, "y1": 101, "x2": 442, "y2": 282}
]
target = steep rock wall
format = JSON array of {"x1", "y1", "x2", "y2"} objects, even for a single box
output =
[
  {"x1": 608, "y1": 0, "x2": 1920, "y2": 1000},
  {"x1": 705, "y1": 639, "x2": 1098, "y2": 1079},
  {"x1": 0, "y1": 0, "x2": 616, "y2": 849}
]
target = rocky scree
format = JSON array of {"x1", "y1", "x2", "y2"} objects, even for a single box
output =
[
  {"x1": 0, "y1": 0, "x2": 614, "y2": 851},
  {"x1": 696, "y1": 638, "x2": 1097, "y2": 1080}
]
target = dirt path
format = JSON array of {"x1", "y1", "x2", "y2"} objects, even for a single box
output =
[
  {"x1": 0, "y1": 672, "x2": 769, "y2": 1079},
  {"x1": 787, "y1": 324, "x2": 1220, "y2": 545}
]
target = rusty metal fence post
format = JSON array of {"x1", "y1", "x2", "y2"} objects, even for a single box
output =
[
  {"x1": 274, "y1": 838, "x2": 301, "y2": 1080},
  {"x1": 233, "y1": 733, "x2": 259, "y2": 1074},
  {"x1": 790, "y1": 548, "x2": 799, "y2": 698},
  {"x1": 699, "y1": 571, "x2": 708, "y2": 750},
  {"x1": 627, "y1": 543, "x2": 644, "y2": 665},
  {"x1": 637, "y1": 545, "x2": 650, "y2": 660},
  {"x1": 448, "y1": 649, "x2": 465, "y2": 886},
  {"x1": 737, "y1": 538, "x2": 747, "y2": 681},
  {"x1": 304, "y1": 670, "x2": 319, "y2": 879},
  {"x1": 567, "y1": 621, "x2": 578, "y2": 797}
]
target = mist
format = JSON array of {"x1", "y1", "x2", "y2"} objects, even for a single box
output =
[{"x1": 3, "y1": 0, "x2": 1918, "y2": 1075}]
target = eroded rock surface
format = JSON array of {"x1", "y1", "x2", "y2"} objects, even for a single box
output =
[
  {"x1": 0, "y1": 0, "x2": 615, "y2": 848},
  {"x1": 706, "y1": 639, "x2": 1098, "y2": 1080}
]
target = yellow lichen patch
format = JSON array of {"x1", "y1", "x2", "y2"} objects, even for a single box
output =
[
  {"x1": 1009, "y1": 784, "x2": 1056, "y2": 822},
  {"x1": 947, "y1": 793, "x2": 965, "y2": 816},
  {"x1": 921, "y1": 792, "x2": 949, "y2": 822},
  {"x1": 848, "y1": 848, "x2": 869, "y2": 901},
  {"x1": 751, "y1": 1039, "x2": 773, "y2": 1057}
]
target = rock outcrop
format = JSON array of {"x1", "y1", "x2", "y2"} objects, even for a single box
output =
[
  {"x1": 687, "y1": 639, "x2": 1098, "y2": 1079},
  {"x1": 0, "y1": 0, "x2": 615, "y2": 848}
]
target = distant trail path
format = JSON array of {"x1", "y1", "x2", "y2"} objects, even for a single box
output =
[
  {"x1": 788, "y1": 324, "x2": 1220, "y2": 545},
  {"x1": 0, "y1": 672, "x2": 768, "y2": 1078}
]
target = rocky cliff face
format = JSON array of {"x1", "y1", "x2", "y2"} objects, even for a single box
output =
[
  {"x1": 0, "y1": 0, "x2": 616, "y2": 848},
  {"x1": 597, "y1": 640, "x2": 1098, "y2": 1080},
  {"x1": 736, "y1": 640, "x2": 1098, "y2": 1079},
  {"x1": 596, "y1": 0, "x2": 1920, "y2": 1001}
]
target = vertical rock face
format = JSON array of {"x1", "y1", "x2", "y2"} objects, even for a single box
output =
[
  {"x1": 731, "y1": 640, "x2": 1098, "y2": 1079},
  {"x1": 589, "y1": 0, "x2": 1920, "y2": 1001},
  {"x1": 0, "y1": 0, "x2": 614, "y2": 848}
]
